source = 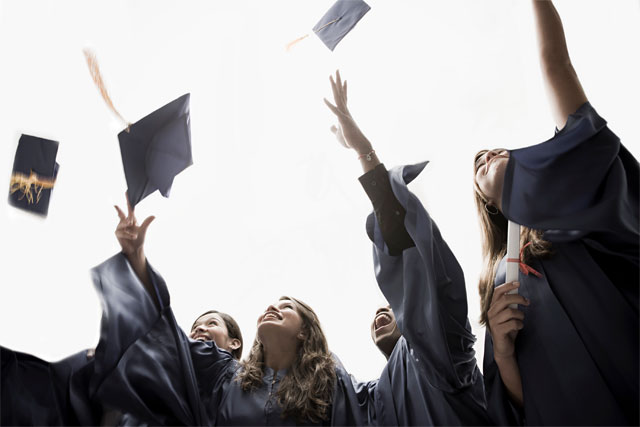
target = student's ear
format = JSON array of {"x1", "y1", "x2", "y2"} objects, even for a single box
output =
[
  {"x1": 229, "y1": 339, "x2": 241, "y2": 350},
  {"x1": 297, "y1": 331, "x2": 306, "y2": 341}
]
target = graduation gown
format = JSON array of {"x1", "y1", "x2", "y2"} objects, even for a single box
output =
[
  {"x1": 88, "y1": 253, "x2": 364, "y2": 426},
  {"x1": 354, "y1": 163, "x2": 490, "y2": 426},
  {"x1": 484, "y1": 102, "x2": 639, "y2": 425}
]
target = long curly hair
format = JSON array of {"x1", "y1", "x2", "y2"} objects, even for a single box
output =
[
  {"x1": 473, "y1": 150, "x2": 552, "y2": 326},
  {"x1": 236, "y1": 296, "x2": 336, "y2": 423}
]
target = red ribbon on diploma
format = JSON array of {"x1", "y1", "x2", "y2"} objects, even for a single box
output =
[{"x1": 507, "y1": 241, "x2": 543, "y2": 278}]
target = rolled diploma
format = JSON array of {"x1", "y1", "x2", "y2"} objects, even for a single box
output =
[{"x1": 506, "y1": 220, "x2": 520, "y2": 308}]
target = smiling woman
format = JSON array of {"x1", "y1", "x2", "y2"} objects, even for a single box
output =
[
  {"x1": 237, "y1": 296, "x2": 337, "y2": 424},
  {"x1": 190, "y1": 310, "x2": 243, "y2": 360}
]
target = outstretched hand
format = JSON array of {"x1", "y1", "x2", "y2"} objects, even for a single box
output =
[
  {"x1": 114, "y1": 193, "x2": 155, "y2": 258},
  {"x1": 324, "y1": 70, "x2": 373, "y2": 156}
]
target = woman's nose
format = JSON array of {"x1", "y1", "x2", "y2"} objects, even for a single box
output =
[
  {"x1": 195, "y1": 324, "x2": 206, "y2": 332},
  {"x1": 265, "y1": 304, "x2": 279, "y2": 314},
  {"x1": 485, "y1": 149, "x2": 498, "y2": 162}
]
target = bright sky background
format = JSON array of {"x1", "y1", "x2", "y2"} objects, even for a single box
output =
[{"x1": 1, "y1": 0, "x2": 639, "y2": 382}]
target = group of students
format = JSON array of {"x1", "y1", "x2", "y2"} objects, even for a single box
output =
[{"x1": 2, "y1": 1, "x2": 638, "y2": 425}]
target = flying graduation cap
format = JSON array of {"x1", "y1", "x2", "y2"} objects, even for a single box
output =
[
  {"x1": 8, "y1": 134, "x2": 59, "y2": 216},
  {"x1": 83, "y1": 49, "x2": 192, "y2": 207},
  {"x1": 286, "y1": 0, "x2": 371, "y2": 52}
]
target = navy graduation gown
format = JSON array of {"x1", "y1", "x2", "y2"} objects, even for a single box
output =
[
  {"x1": 485, "y1": 102, "x2": 639, "y2": 425},
  {"x1": 354, "y1": 163, "x2": 490, "y2": 425},
  {"x1": 88, "y1": 253, "x2": 364, "y2": 426}
]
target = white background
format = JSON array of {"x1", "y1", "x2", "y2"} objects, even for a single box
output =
[{"x1": 1, "y1": 0, "x2": 638, "y2": 382}]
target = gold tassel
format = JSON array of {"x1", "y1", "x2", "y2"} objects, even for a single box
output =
[
  {"x1": 285, "y1": 17, "x2": 341, "y2": 52},
  {"x1": 83, "y1": 48, "x2": 131, "y2": 132},
  {"x1": 285, "y1": 34, "x2": 309, "y2": 52},
  {"x1": 9, "y1": 171, "x2": 56, "y2": 204}
]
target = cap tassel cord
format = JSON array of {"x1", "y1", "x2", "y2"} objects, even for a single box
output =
[
  {"x1": 9, "y1": 171, "x2": 56, "y2": 204},
  {"x1": 285, "y1": 34, "x2": 309, "y2": 52},
  {"x1": 286, "y1": 17, "x2": 341, "y2": 51},
  {"x1": 83, "y1": 48, "x2": 132, "y2": 132},
  {"x1": 506, "y1": 241, "x2": 543, "y2": 278}
]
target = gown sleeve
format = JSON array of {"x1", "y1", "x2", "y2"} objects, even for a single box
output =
[
  {"x1": 359, "y1": 163, "x2": 415, "y2": 255},
  {"x1": 89, "y1": 253, "x2": 232, "y2": 425},
  {"x1": 329, "y1": 354, "x2": 370, "y2": 426},
  {"x1": 1, "y1": 346, "x2": 94, "y2": 426},
  {"x1": 502, "y1": 102, "x2": 639, "y2": 253},
  {"x1": 365, "y1": 162, "x2": 480, "y2": 392}
]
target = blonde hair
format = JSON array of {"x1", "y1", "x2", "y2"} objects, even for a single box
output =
[
  {"x1": 473, "y1": 150, "x2": 552, "y2": 325},
  {"x1": 236, "y1": 296, "x2": 336, "y2": 423}
]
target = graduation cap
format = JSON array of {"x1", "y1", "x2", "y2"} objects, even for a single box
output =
[
  {"x1": 8, "y1": 134, "x2": 59, "y2": 216},
  {"x1": 286, "y1": 0, "x2": 371, "y2": 52},
  {"x1": 118, "y1": 93, "x2": 192, "y2": 207},
  {"x1": 83, "y1": 49, "x2": 193, "y2": 207}
]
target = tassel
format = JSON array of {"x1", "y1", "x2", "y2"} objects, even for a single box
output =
[
  {"x1": 83, "y1": 48, "x2": 131, "y2": 132},
  {"x1": 285, "y1": 34, "x2": 309, "y2": 52},
  {"x1": 10, "y1": 171, "x2": 56, "y2": 204},
  {"x1": 285, "y1": 17, "x2": 341, "y2": 52}
]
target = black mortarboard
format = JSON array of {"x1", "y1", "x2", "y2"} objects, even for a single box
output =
[
  {"x1": 313, "y1": 0, "x2": 371, "y2": 51},
  {"x1": 8, "y1": 134, "x2": 59, "y2": 216},
  {"x1": 118, "y1": 93, "x2": 192, "y2": 207}
]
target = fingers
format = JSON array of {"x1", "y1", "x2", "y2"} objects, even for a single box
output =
[
  {"x1": 492, "y1": 281, "x2": 520, "y2": 302},
  {"x1": 489, "y1": 293, "x2": 529, "y2": 315},
  {"x1": 493, "y1": 319, "x2": 524, "y2": 336},
  {"x1": 138, "y1": 215, "x2": 155, "y2": 240},
  {"x1": 343, "y1": 79, "x2": 347, "y2": 102},
  {"x1": 329, "y1": 75, "x2": 341, "y2": 108},
  {"x1": 114, "y1": 205, "x2": 126, "y2": 221},
  {"x1": 324, "y1": 99, "x2": 351, "y2": 123},
  {"x1": 116, "y1": 214, "x2": 139, "y2": 240},
  {"x1": 492, "y1": 307, "x2": 525, "y2": 326},
  {"x1": 329, "y1": 72, "x2": 348, "y2": 111},
  {"x1": 488, "y1": 280, "x2": 529, "y2": 325},
  {"x1": 324, "y1": 98, "x2": 347, "y2": 119}
]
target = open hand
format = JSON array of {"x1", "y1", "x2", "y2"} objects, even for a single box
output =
[
  {"x1": 114, "y1": 192, "x2": 155, "y2": 258},
  {"x1": 324, "y1": 70, "x2": 372, "y2": 156}
]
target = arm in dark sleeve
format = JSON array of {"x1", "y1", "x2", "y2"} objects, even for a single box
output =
[{"x1": 359, "y1": 163, "x2": 415, "y2": 255}]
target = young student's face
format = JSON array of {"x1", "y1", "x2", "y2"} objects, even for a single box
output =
[
  {"x1": 474, "y1": 149, "x2": 510, "y2": 209},
  {"x1": 190, "y1": 313, "x2": 235, "y2": 351},
  {"x1": 370, "y1": 305, "x2": 402, "y2": 359},
  {"x1": 256, "y1": 299, "x2": 304, "y2": 342}
]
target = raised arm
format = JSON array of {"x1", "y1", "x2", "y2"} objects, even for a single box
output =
[
  {"x1": 532, "y1": 0, "x2": 588, "y2": 130},
  {"x1": 324, "y1": 70, "x2": 414, "y2": 255},
  {"x1": 114, "y1": 193, "x2": 156, "y2": 305},
  {"x1": 324, "y1": 70, "x2": 379, "y2": 174}
]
